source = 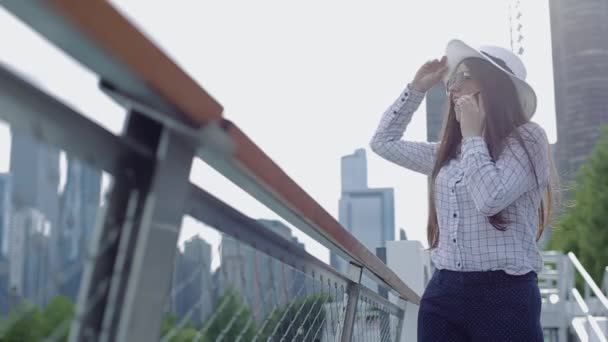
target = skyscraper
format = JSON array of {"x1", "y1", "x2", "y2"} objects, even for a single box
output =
[
  {"x1": 8, "y1": 208, "x2": 52, "y2": 306},
  {"x1": 220, "y1": 219, "x2": 305, "y2": 322},
  {"x1": 332, "y1": 149, "x2": 395, "y2": 275},
  {"x1": 425, "y1": 83, "x2": 447, "y2": 142},
  {"x1": 0, "y1": 174, "x2": 11, "y2": 314},
  {"x1": 258, "y1": 218, "x2": 306, "y2": 249},
  {"x1": 57, "y1": 157, "x2": 101, "y2": 300},
  {"x1": 549, "y1": 0, "x2": 608, "y2": 179},
  {"x1": 0, "y1": 174, "x2": 12, "y2": 258},
  {"x1": 341, "y1": 149, "x2": 368, "y2": 192},
  {"x1": 9, "y1": 132, "x2": 60, "y2": 302},
  {"x1": 9, "y1": 132, "x2": 60, "y2": 221},
  {"x1": 171, "y1": 236, "x2": 213, "y2": 324},
  {"x1": 257, "y1": 219, "x2": 306, "y2": 317}
]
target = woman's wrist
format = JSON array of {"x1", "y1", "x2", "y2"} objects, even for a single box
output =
[{"x1": 410, "y1": 81, "x2": 428, "y2": 93}]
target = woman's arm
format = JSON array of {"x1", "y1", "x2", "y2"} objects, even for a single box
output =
[
  {"x1": 462, "y1": 122, "x2": 550, "y2": 216},
  {"x1": 369, "y1": 85, "x2": 438, "y2": 175}
]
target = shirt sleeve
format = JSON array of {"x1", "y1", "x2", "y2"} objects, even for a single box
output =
[
  {"x1": 461, "y1": 123, "x2": 550, "y2": 216},
  {"x1": 369, "y1": 84, "x2": 438, "y2": 175}
]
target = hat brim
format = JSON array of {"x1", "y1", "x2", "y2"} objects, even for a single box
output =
[{"x1": 442, "y1": 39, "x2": 537, "y2": 118}]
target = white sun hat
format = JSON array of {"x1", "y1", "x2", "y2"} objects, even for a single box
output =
[{"x1": 442, "y1": 39, "x2": 537, "y2": 118}]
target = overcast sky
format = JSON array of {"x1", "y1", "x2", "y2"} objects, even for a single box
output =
[{"x1": 0, "y1": 1, "x2": 555, "y2": 267}]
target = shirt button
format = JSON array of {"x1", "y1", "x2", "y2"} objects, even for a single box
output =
[
  {"x1": 453, "y1": 238, "x2": 457, "y2": 243},
  {"x1": 453, "y1": 213, "x2": 457, "y2": 218},
  {"x1": 457, "y1": 262, "x2": 461, "y2": 267},
  {"x1": 451, "y1": 188, "x2": 455, "y2": 193},
  {"x1": 392, "y1": 110, "x2": 398, "y2": 114}
]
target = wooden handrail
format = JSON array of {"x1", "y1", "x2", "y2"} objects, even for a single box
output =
[
  {"x1": 2, "y1": 0, "x2": 223, "y2": 124},
  {"x1": 224, "y1": 122, "x2": 419, "y2": 302}
]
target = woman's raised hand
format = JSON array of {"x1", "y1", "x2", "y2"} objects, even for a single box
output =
[{"x1": 411, "y1": 56, "x2": 449, "y2": 93}]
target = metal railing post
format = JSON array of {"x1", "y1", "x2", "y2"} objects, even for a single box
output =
[
  {"x1": 70, "y1": 111, "x2": 161, "y2": 342},
  {"x1": 70, "y1": 108, "x2": 196, "y2": 342},
  {"x1": 394, "y1": 298, "x2": 407, "y2": 342},
  {"x1": 112, "y1": 114, "x2": 196, "y2": 342},
  {"x1": 341, "y1": 263, "x2": 363, "y2": 342}
]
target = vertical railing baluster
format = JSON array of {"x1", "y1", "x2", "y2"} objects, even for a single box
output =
[
  {"x1": 394, "y1": 298, "x2": 407, "y2": 342},
  {"x1": 340, "y1": 263, "x2": 362, "y2": 342}
]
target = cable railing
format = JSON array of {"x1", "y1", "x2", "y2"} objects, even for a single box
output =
[
  {"x1": 182, "y1": 185, "x2": 407, "y2": 341},
  {"x1": 0, "y1": 1, "x2": 418, "y2": 341}
]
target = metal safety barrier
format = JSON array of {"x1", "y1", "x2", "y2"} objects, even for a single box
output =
[
  {"x1": 0, "y1": 1, "x2": 418, "y2": 341},
  {"x1": 539, "y1": 251, "x2": 608, "y2": 342}
]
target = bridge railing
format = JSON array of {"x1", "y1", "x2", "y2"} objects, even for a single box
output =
[
  {"x1": 550, "y1": 252, "x2": 608, "y2": 341},
  {"x1": 570, "y1": 288, "x2": 607, "y2": 342},
  {"x1": 0, "y1": 1, "x2": 419, "y2": 341},
  {"x1": 539, "y1": 251, "x2": 608, "y2": 342},
  {"x1": 568, "y1": 252, "x2": 608, "y2": 314}
]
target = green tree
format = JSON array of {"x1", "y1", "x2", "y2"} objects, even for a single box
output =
[
  {"x1": 549, "y1": 125, "x2": 608, "y2": 286},
  {"x1": 160, "y1": 313, "x2": 205, "y2": 342},
  {"x1": 0, "y1": 294, "x2": 219, "y2": 342},
  {"x1": 1, "y1": 297, "x2": 201, "y2": 342},
  {"x1": 0, "y1": 301, "x2": 46, "y2": 342},
  {"x1": 172, "y1": 327, "x2": 201, "y2": 341},
  {"x1": 202, "y1": 288, "x2": 256, "y2": 341},
  {"x1": 0, "y1": 296, "x2": 75, "y2": 342},
  {"x1": 259, "y1": 292, "x2": 329, "y2": 341},
  {"x1": 40, "y1": 295, "x2": 75, "y2": 340},
  {"x1": 161, "y1": 313, "x2": 179, "y2": 337}
]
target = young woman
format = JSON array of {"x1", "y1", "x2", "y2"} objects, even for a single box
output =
[{"x1": 370, "y1": 39, "x2": 556, "y2": 341}]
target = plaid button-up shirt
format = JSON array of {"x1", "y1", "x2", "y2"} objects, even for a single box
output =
[{"x1": 370, "y1": 85, "x2": 549, "y2": 275}]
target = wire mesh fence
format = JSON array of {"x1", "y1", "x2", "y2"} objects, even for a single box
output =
[
  {"x1": 0, "y1": 127, "x2": 407, "y2": 342},
  {"x1": 0, "y1": 130, "x2": 406, "y2": 342},
  {"x1": 161, "y1": 217, "x2": 404, "y2": 342}
]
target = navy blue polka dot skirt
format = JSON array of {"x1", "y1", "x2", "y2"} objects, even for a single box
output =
[{"x1": 418, "y1": 269, "x2": 543, "y2": 342}]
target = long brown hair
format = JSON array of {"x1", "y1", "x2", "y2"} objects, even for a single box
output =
[{"x1": 427, "y1": 57, "x2": 557, "y2": 248}]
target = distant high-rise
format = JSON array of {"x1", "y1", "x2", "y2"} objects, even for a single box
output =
[
  {"x1": 59, "y1": 158, "x2": 101, "y2": 260},
  {"x1": 172, "y1": 236, "x2": 212, "y2": 324},
  {"x1": 220, "y1": 220, "x2": 304, "y2": 322},
  {"x1": 9, "y1": 132, "x2": 60, "y2": 301},
  {"x1": 341, "y1": 149, "x2": 367, "y2": 192},
  {"x1": 0, "y1": 174, "x2": 12, "y2": 258},
  {"x1": 332, "y1": 149, "x2": 395, "y2": 275},
  {"x1": 549, "y1": 0, "x2": 608, "y2": 179},
  {"x1": 8, "y1": 208, "x2": 52, "y2": 306},
  {"x1": 258, "y1": 219, "x2": 306, "y2": 249},
  {"x1": 57, "y1": 158, "x2": 101, "y2": 300},
  {"x1": 0, "y1": 174, "x2": 11, "y2": 314},
  {"x1": 9, "y1": 132, "x2": 60, "y2": 221},
  {"x1": 425, "y1": 83, "x2": 447, "y2": 142}
]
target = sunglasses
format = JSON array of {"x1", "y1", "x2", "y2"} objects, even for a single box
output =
[{"x1": 446, "y1": 71, "x2": 473, "y2": 93}]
